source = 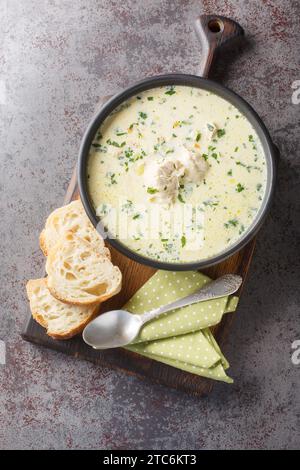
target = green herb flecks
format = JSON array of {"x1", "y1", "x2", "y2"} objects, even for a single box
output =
[
  {"x1": 181, "y1": 235, "x2": 186, "y2": 248},
  {"x1": 125, "y1": 149, "x2": 134, "y2": 159},
  {"x1": 107, "y1": 138, "x2": 126, "y2": 148},
  {"x1": 107, "y1": 173, "x2": 117, "y2": 185},
  {"x1": 217, "y1": 129, "x2": 226, "y2": 138},
  {"x1": 224, "y1": 218, "x2": 239, "y2": 228},
  {"x1": 239, "y1": 224, "x2": 245, "y2": 235},
  {"x1": 236, "y1": 161, "x2": 262, "y2": 173},
  {"x1": 139, "y1": 112, "x2": 147, "y2": 120},
  {"x1": 203, "y1": 199, "x2": 219, "y2": 208},
  {"x1": 165, "y1": 86, "x2": 176, "y2": 96},
  {"x1": 147, "y1": 187, "x2": 158, "y2": 194},
  {"x1": 236, "y1": 183, "x2": 245, "y2": 192}
]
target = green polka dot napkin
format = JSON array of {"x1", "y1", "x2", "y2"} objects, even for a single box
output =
[{"x1": 124, "y1": 271, "x2": 238, "y2": 383}]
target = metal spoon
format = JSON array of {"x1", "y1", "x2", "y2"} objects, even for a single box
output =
[{"x1": 82, "y1": 274, "x2": 242, "y2": 350}]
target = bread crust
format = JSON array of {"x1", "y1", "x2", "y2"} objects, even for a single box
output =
[
  {"x1": 39, "y1": 229, "x2": 48, "y2": 256},
  {"x1": 26, "y1": 278, "x2": 100, "y2": 339},
  {"x1": 45, "y1": 232, "x2": 122, "y2": 306},
  {"x1": 39, "y1": 199, "x2": 108, "y2": 258},
  {"x1": 29, "y1": 199, "x2": 121, "y2": 340}
]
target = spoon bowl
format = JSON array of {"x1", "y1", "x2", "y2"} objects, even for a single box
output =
[
  {"x1": 83, "y1": 310, "x2": 143, "y2": 349},
  {"x1": 82, "y1": 274, "x2": 242, "y2": 350}
]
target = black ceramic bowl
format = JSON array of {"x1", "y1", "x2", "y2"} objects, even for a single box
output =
[{"x1": 78, "y1": 74, "x2": 276, "y2": 271}]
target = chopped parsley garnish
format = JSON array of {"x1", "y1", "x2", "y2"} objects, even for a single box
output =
[
  {"x1": 224, "y1": 219, "x2": 239, "y2": 228},
  {"x1": 248, "y1": 135, "x2": 254, "y2": 142},
  {"x1": 147, "y1": 96, "x2": 154, "y2": 101},
  {"x1": 227, "y1": 169, "x2": 233, "y2": 176},
  {"x1": 203, "y1": 200, "x2": 219, "y2": 207},
  {"x1": 234, "y1": 146, "x2": 239, "y2": 152},
  {"x1": 147, "y1": 187, "x2": 158, "y2": 194},
  {"x1": 139, "y1": 112, "x2": 147, "y2": 120},
  {"x1": 196, "y1": 132, "x2": 201, "y2": 142},
  {"x1": 110, "y1": 173, "x2": 117, "y2": 185},
  {"x1": 178, "y1": 194, "x2": 185, "y2": 203},
  {"x1": 256, "y1": 183, "x2": 262, "y2": 191},
  {"x1": 236, "y1": 183, "x2": 245, "y2": 192},
  {"x1": 239, "y1": 225, "x2": 245, "y2": 235},
  {"x1": 124, "y1": 149, "x2": 133, "y2": 159},
  {"x1": 92, "y1": 143, "x2": 107, "y2": 153},
  {"x1": 181, "y1": 235, "x2": 186, "y2": 248},
  {"x1": 173, "y1": 120, "x2": 191, "y2": 128},
  {"x1": 235, "y1": 161, "x2": 261, "y2": 173},
  {"x1": 107, "y1": 138, "x2": 126, "y2": 148},
  {"x1": 217, "y1": 129, "x2": 226, "y2": 138},
  {"x1": 116, "y1": 131, "x2": 127, "y2": 136},
  {"x1": 165, "y1": 86, "x2": 176, "y2": 95},
  {"x1": 133, "y1": 214, "x2": 140, "y2": 220},
  {"x1": 172, "y1": 133, "x2": 177, "y2": 138}
]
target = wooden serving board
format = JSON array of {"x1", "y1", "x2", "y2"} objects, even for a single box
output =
[
  {"x1": 22, "y1": 163, "x2": 256, "y2": 396},
  {"x1": 22, "y1": 15, "x2": 256, "y2": 396}
]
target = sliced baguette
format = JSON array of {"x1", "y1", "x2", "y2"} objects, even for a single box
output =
[
  {"x1": 26, "y1": 278, "x2": 99, "y2": 339},
  {"x1": 46, "y1": 232, "x2": 122, "y2": 305},
  {"x1": 40, "y1": 199, "x2": 110, "y2": 258}
]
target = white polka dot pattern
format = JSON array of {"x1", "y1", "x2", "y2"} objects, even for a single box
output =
[
  {"x1": 125, "y1": 271, "x2": 238, "y2": 343},
  {"x1": 124, "y1": 270, "x2": 238, "y2": 384}
]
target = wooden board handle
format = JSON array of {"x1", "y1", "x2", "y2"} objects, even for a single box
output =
[{"x1": 194, "y1": 14, "x2": 244, "y2": 78}]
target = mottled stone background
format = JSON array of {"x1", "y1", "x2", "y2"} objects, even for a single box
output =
[{"x1": 0, "y1": 0, "x2": 299, "y2": 450}]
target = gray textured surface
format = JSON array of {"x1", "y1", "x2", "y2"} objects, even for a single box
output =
[{"x1": 0, "y1": 0, "x2": 299, "y2": 450}]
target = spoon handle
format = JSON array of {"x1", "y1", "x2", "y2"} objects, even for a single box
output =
[{"x1": 140, "y1": 274, "x2": 242, "y2": 325}]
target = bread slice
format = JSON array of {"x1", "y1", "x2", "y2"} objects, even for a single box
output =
[
  {"x1": 46, "y1": 232, "x2": 122, "y2": 305},
  {"x1": 40, "y1": 199, "x2": 110, "y2": 259},
  {"x1": 26, "y1": 278, "x2": 99, "y2": 339}
]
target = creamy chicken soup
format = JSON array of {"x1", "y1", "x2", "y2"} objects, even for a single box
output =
[{"x1": 87, "y1": 85, "x2": 267, "y2": 263}]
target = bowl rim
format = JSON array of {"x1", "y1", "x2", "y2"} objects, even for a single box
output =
[{"x1": 78, "y1": 73, "x2": 277, "y2": 271}]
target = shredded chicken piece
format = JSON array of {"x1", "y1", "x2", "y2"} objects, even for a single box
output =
[{"x1": 144, "y1": 145, "x2": 207, "y2": 204}]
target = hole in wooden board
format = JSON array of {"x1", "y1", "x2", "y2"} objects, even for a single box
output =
[{"x1": 208, "y1": 19, "x2": 223, "y2": 33}]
